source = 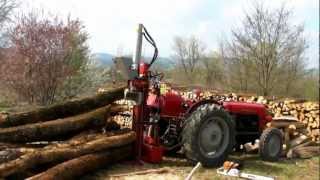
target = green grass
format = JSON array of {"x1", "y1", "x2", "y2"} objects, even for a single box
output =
[
  {"x1": 82, "y1": 154, "x2": 319, "y2": 180},
  {"x1": 198, "y1": 154, "x2": 320, "y2": 180},
  {"x1": 0, "y1": 101, "x2": 10, "y2": 112},
  {"x1": 234, "y1": 156, "x2": 319, "y2": 180}
]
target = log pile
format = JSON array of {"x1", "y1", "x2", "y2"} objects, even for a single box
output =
[
  {"x1": 267, "y1": 101, "x2": 319, "y2": 141},
  {"x1": 0, "y1": 87, "x2": 135, "y2": 180}
]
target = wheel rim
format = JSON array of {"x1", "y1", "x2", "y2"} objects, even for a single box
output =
[
  {"x1": 267, "y1": 134, "x2": 281, "y2": 157},
  {"x1": 198, "y1": 117, "x2": 230, "y2": 158}
]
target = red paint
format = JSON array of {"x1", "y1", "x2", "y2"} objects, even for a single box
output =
[
  {"x1": 223, "y1": 101, "x2": 269, "y2": 131},
  {"x1": 139, "y1": 62, "x2": 149, "y2": 77},
  {"x1": 142, "y1": 143, "x2": 164, "y2": 163},
  {"x1": 131, "y1": 62, "x2": 165, "y2": 163},
  {"x1": 130, "y1": 64, "x2": 150, "y2": 161},
  {"x1": 132, "y1": 79, "x2": 149, "y2": 89},
  {"x1": 159, "y1": 92, "x2": 187, "y2": 117},
  {"x1": 147, "y1": 93, "x2": 160, "y2": 109},
  {"x1": 147, "y1": 91, "x2": 188, "y2": 117}
]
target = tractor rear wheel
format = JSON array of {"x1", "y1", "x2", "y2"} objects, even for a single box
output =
[{"x1": 182, "y1": 104, "x2": 235, "y2": 167}]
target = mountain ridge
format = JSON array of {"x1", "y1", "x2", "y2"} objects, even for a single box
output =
[{"x1": 92, "y1": 52, "x2": 175, "y2": 69}]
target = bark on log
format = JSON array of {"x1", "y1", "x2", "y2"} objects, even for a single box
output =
[
  {"x1": 0, "y1": 142, "x2": 64, "y2": 151},
  {"x1": 292, "y1": 146, "x2": 320, "y2": 158},
  {"x1": 0, "y1": 143, "x2": 21, "y2": 151},
  {"x1": 0, "y1": 87, "x2": 125, "y2": 128},
  {"x1": 243, "y1": 143, "x2": 259, "y2": 153},
  {"x1": 27, "y1": 146, "x2": 132, "y2": 180},
  {"x1": 0, "y1": 131, "x2": 135, "y2": 177},
  {"x1": 0, "y1": 105, "x2": 125, "y2": 142},
  {"x1": 0, "y1": 149, "x2": 24, "y2": 164},
  {"x1": 0, "y1": 129, "x2": 130, "y2": 166},
  {"x1": 289, "y1": 134, "x2": 311, "y2": 148},
  {"x1": 42, "y1": 128, "x2": 132, "y2": 151}
]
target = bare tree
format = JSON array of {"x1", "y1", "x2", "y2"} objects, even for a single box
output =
[
  {"x1": 222, "y1": 40, "x2": 254, "y2": 92},
  {"x1": 280, "y1": 42, "x2": 306, "y2": 95},
  {"x1": 0, "y1": 0, "x2": 16, "y2": 48},
  {"x1": 0, "y1": 0, "x2": 16, "y2": 27},
  {"x1": 201, "y1": 52, "x2": 223, "y2": 88},
  {"x1": 172, "y1": 35, "x2": 205, "y2": 83},
  {"x1": 226, "y1": 3, "x2": 307, "y2": 96}
]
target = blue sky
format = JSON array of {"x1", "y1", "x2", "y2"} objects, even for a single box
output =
[{"x1": 23, "y1": 0, "x2": 319, "y2": 68}]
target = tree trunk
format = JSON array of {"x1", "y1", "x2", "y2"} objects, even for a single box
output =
[
  {"x1": 0, "y1": 87, "x2": 124, "y2": 128},
  {"x1": 0, "y1": 131, "x2": 135, "y2": 177},
  {"x1": 0, "y1": 105, "x2": 127, "y2": 142},
  {"x1": 26, "y1": 146, "x2": 132, "y2": 180}
]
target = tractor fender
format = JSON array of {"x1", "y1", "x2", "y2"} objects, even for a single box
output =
[{"x1": 185, "y1": 99, "x2": 221, "y2": 117}]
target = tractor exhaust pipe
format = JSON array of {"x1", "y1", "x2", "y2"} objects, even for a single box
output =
[{"x1": 132, "y1": 24, "x2": 143, "y2": 73}]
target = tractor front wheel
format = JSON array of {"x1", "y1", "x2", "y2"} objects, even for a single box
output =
[
  {"x1": 259, "y1": 127, "x2": 283, "y2": 161},
  {"x1": 182, "y1": 104, "x2": 235, "y2": 167}
]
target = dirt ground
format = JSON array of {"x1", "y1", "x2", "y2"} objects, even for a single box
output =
[{"x1": 82, "y1": 153, "x2": 320, "y2": 180}]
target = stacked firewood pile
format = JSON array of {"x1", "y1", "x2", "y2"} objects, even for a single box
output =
[
  {"x1": 0, "y1": 87, "x2": 135, "y2": 180},
  {"x1": 267, "y1": 100, "x2": 319, "y2": 141}
]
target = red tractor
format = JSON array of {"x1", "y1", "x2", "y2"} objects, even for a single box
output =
[{"x1": 115, "y1": 24, "x2": 283, "y2": 167}]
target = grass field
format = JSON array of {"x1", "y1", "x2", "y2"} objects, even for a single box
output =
[{"x1": 82, "y1": 153, "x2": 319, "y2": 180}]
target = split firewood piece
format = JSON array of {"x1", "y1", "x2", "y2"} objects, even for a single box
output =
[
  {"x1": 244, "y1": 141, "x2": 259, "y2": 153},
  {"x1": 289, "y1": 134, "x2": 311, "y2": 148},
  {"x1": 0, "y1": 131, "x2": 135, "y2": 177},
  {"x1": 284, "y1": 127, "x2": 291, "y2": 151},
  {"x1": 0, "y1": 87, "x2": 125, "y2": 128},
  {"x1": 26, "y1": 146, "x2": 132, "y2": 180},
  {"x1": 288, "y1": 124, "x2": 296, "y2": 134}
]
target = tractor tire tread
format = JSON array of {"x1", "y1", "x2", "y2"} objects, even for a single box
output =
[
  {"x1": 182, "y1": 103, "x2": 235, "y2": 167},
  {"x1": 259, "y1": 127, "x2": 283, "y2": 161}
]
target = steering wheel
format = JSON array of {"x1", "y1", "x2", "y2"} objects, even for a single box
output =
[
  {"x1": 150, "y1": 71, "x2": 164, "y2": 80},
  {"x1": 149, "y1": 71, "x2": 164, "y2": 89}
]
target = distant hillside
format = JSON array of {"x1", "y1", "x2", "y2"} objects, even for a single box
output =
[
  {"x1": 92, "y1": 53, "x2": 114, "y2": 66},
  {"x1": 151, "y1": 57, "x2": 174, "y2": 70},
  {"x1": 92, "y1": 52, "x2": 174, "y2": 69},
  {"x1": 306, "y1": 68, "x2": 319, "y2": 76}
]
